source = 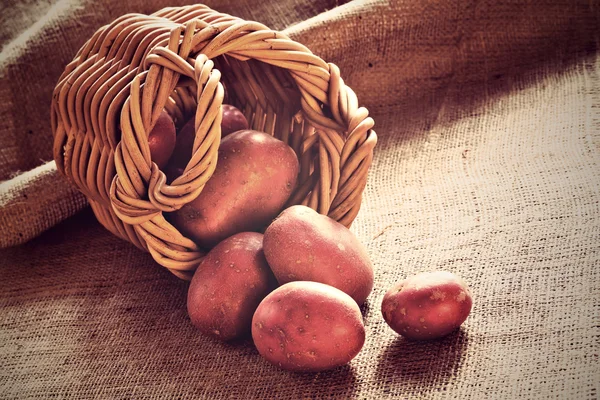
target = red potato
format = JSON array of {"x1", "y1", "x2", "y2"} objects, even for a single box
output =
[
  {"x1": 221, "y1": 104, "x2": 248, "y2": 137},
  {"x1": 168, "y1": 117, "x2": 195, "y2": 169},
  {"x1": 263, "y1": 205, "x2": 374, "y2": 305},
  {"x1": 252, "y1": 281, "x2": 365, "y2": 372},
  {"x1": 166, "y1": 106, "x2": 248, "y2": 179},
  {"x1": 169, "y1": 130, "x2": 299, "y2": 248},
  {"x1": 187, "y1": 232, "x2": 277, "y2": 341},
  {"x1": 148, "y1": 110, "x2": 176, "y2": 169},
  {"x1": 381, "y1": 271, "x2": 473, "y2": 340}
]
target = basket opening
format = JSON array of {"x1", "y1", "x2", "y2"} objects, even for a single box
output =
[
  {"x1": 158, "y1": 53, "x2": 336, "y2": 214},
  {"x1": 171, "y1": 56, "x2": 302, "y2": 137}
]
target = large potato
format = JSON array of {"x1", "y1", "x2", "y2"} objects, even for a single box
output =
[
  {"x1": 170, "y1": 130, "x2": 299, "y2": 248},
  {"x1": 251, "y1": 281, "x2": 365, "y2": 372},
  {"x1": 381, "y1": 271, "x2": 473, "y2": 340},
  {"x1": 263, "y1": 205, "x2": 374, "y2": 305},
  {"x1": 187, "y1": 232, "x2": 277, "y2": 341}
]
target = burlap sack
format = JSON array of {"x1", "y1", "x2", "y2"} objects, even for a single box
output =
[
  {"x1": 1, "y1": 0, "x2": 596, "y2": 247},
  {"x1": 0, "y1": 0, "x2": 598, "y2": 398}
]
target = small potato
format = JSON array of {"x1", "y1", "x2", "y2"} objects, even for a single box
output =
[
  {"x1": 221, "y1": 104, "x2": 248, "y2": 137},
  {"x1": 170, "y1": 130, "x2": 299, "y2": 248},
  {"x1": 167, "y1": 117, "x2": 196, "y2": 169},
  {"x1": 381, "y1": 271, "x2": 473, "y2": 340},
  {"x1": 252, "y1": 281, "x2": 365, "y2": 372},
  {"x1": 167, "y1": 104, "x2": 248, "y2": 173},
  {"x1": 187, "y1": 232, "x2": 277, "y2": 341},
  {"x1": 148, "y1": 110, "x2": 176, "y2": 169},
  {"x1": 263, "y1": 205, "x2": 374, "y2": 305}
]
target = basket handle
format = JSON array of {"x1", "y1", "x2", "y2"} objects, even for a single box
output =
[
  {"x1": 110, "y1": 29, "x2": 224, "y2": 218},
  {"x1": 108, "y1": 22, "x2": 225, "y2": 279}
]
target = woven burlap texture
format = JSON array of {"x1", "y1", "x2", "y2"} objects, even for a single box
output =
[{"x1": 1, "y1": 0, "x2": 599, "y2": 398}]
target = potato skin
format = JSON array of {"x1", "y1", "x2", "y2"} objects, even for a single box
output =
[
  {"x1": 170, "y1": 130, "x2": 299, "y2": 248},
  {"x1": 167, "y1": 117, "x2": 195, "y2": 170},
  {"x1": 187, "y1": 232, "x2": 277, "y2": 341},
  {"x1": 251, "y1": 281, "x2": 365, "y2": 372},
  {"x1": 167, "y1": 104, "x2": 248, "y2": 172},
  {"x1": 148, "y1": 110, "x2": 176, "y2": 169},
  {"x1": 221, "y1": 104, "x2": 248, "y2": 137},
  {"x1": 263, "y1": 205, "x2": 374, "y2": 305},
  {"x1": 381, "y1": 271, "x2": 473, "y2": 340}
]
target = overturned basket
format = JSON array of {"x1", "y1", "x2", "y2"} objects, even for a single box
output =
[{"x1": 51, "y1": 5, "x2": 377, "y2": 280}]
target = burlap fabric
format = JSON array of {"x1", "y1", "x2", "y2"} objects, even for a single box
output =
[{"x1": 1, "y1": 0, "x2": 599, "y2": 398}]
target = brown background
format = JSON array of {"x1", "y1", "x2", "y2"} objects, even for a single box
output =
[{"x1": 1, "y1": 0, "x2": 599, "y2": 398}]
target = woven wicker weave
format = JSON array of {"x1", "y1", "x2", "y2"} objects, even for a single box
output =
[{"x1": 51, "y1": 4, "x2": 377, "y2": 280}]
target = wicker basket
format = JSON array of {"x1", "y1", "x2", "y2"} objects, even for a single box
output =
[{"x1": 51, "y1": 4, "x2": 377, "y2": 280}]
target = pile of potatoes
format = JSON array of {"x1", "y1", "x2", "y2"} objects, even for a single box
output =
[{"x1": 147, "y1": 104, "x2": 473, "y2": 372}]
